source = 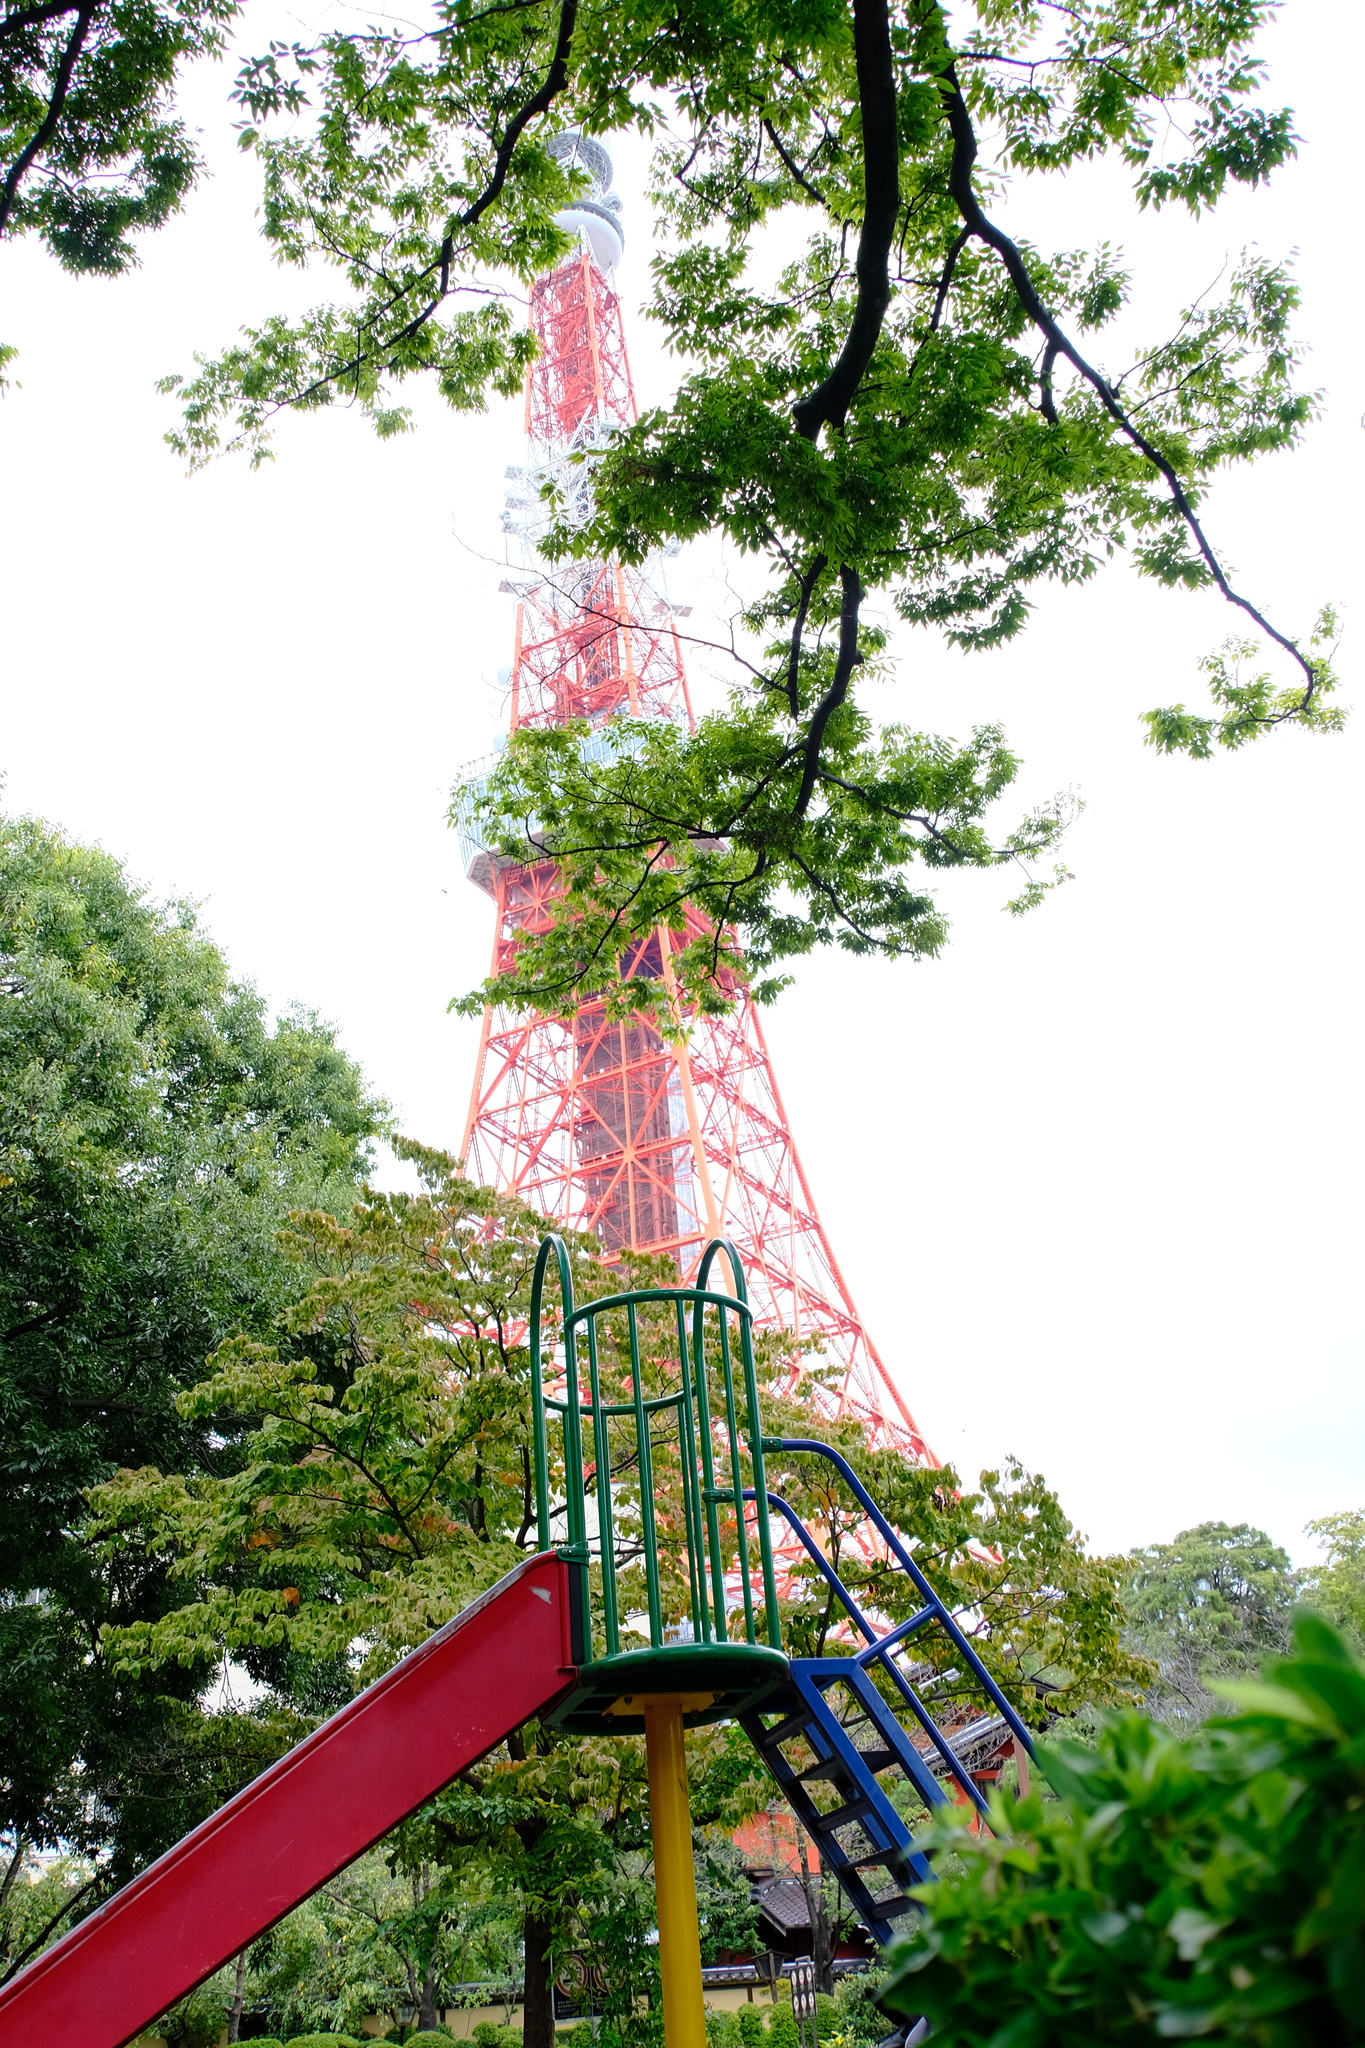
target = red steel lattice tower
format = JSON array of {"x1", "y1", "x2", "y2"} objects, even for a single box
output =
[{"x1": 459, "y1": 135, "x2": 934, "y2": 1461}]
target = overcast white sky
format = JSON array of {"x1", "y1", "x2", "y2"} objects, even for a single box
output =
[{"x1": 2, "y1": 2, "x2": 1360, "y2": 1569}]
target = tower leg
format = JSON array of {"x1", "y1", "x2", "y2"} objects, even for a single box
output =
[{"x1": 643, "y1": 1697, "x2": 706, "y2": 2048}]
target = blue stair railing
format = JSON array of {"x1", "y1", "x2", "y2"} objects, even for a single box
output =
[{"x1": 742, "y1": 1440, "x2": 1038, "y2": 1946}]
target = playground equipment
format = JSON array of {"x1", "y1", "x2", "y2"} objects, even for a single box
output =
[{"x1": 0, "y1": 1241, "x2": 1034, "y2": 2048}]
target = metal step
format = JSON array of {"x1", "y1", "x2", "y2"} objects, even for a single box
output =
[
  {"x1": 741, "y1": 1684, "x2": 933, "y2": 1946},
  {"x1": 737, "y1": 1445, "x2": 1040, "y2": 2039}
]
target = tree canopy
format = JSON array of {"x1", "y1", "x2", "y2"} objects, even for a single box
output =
[
  {"x1": 0, "y1": 0, "x2": 237, "y2": 296},
  {"x1": 147, "y1": 0, "x2": 1343, "y2": 1017},
  {"x1": 0, "y1": 810, "x2": 385, "y2": 1944},
  {"x1": 1122, "y1": 1519, "x2": 1300, "y2": 1732},
  {"x1": 1303, "y1": 1512, "x2": 1365, "y2": 1652}
]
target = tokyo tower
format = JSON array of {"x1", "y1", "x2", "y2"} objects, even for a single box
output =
[{"x1": 457, "y1": 133, "x2": 934, "y2": 1464}]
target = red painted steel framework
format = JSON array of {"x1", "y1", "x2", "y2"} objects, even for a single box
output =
[{"x1": 461, "y1": 154, "x2": 934, "y2": 1462}]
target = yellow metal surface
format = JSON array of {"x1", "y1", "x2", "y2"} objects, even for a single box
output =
[
  {"x1": 643, "y1": 1697, "x2": 707, "y2": 2048},
  {"x1": 604, "y1": 1690, "x2": 719, "y2": 1718}
]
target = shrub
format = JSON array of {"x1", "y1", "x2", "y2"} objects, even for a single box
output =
[
  {"x1": 765, "y1": 2005, "x2": 799, "y2": 2048},
  {"x1": 471, "y1": 2025, "x2": 520, "y2": 2048},
  {"x1": 406, "y1": 2033, "x2": 457, "y2": 2046},
  {"x1": 736, "y1": 2004, "x2": 766, "y2": 2048},
  {"x1": 285, "y1": 2035, "x2": 363, "y2": 2046},
  {"x1": 880, "y1": 1612, "x2": 1365, "y2": 2044},
  {"x1": 828, "y1": 1972, "x2": 886, "y2": 2046}
]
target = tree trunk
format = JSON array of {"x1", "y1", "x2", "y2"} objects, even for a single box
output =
[
  {"x1": 418, "y1": 1954, "x2": 441, "y2": 2032},
  {"x1": 225, "y1": 1947, "x2": 248, "y2": 2043},
  {"x1": 797, "y1": 1832, "x2": 836, "y2": 1994},
  {"x1": 522, "y1": 1908, "x2": 556, "y2": 2048},
  {"x1": 0, "y1": 1835, "x2": 28, "y2": 1920}
]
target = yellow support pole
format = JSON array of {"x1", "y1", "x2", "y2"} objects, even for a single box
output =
[{"x1": 643, "y1": 1697, "x2": 707, "y2": 2048}]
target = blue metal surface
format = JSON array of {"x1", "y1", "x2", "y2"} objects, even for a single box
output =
[{"x1": 742, "y1": 1440, "x2": 1038, "y2": 1948}]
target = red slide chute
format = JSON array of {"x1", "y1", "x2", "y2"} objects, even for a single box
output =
[{"x1": 0, "y1": 1552, "x2": 578, "y2": 2048}]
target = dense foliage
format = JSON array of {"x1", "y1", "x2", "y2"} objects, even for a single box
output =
[
  {"x1": 0, "y1": 811, "x2": 384, "y2": 1964},
  {"x1": 145, "y1": 0, "x2": 1340, "y2": 1012},
  {"x1": 1303, "y1": 1513, "x2": 1365, "y2": 1650},
  {"x1": 0, "y1": 0, "x2": 237, "y2": 305},
  {"x1": 880, "y1": 1611, "x2": 1365, "y2": 2045}
]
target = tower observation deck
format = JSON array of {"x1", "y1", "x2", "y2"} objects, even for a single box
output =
[{"x1": 459, "y1": 133, "x2": 934, "y2": 1461}]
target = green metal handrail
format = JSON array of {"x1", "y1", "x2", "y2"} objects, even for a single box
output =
[{"x1": 529, "y1": 1234, "x2": 782, "y2": 1661}]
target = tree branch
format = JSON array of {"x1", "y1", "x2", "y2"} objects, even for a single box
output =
[
  {"x1": 0, "y1": 0, "x2": 99, "y2": 240},
  {"x1": 254, "y1": 0, "x2": 578, "y2": 417},
  {"x1": 0, "y1": 0, "x2": 81, "y2": 40},
  {"x1": 928, "y1": 224, "x2": 970, "y2": 332},
  {"x1": 794, "y1": 565, "x2": 863, "y2": 817},
  {"x1": 791, "y1": 0, "x2": 899, "y2": 440},
  {"x1": 459, "y1": 0, "x2": 579, "y2": 237},
  {"x1": 0, "y1": 1874, "x2": 103, "y2": 1984},
  {"x1": 784, "y1": 552, "x2": 828, "y2": 716},
  {"x1": 935, "y1": 64, "x2": 1317, "y2": 699},
  {"x1": 762, "y1": 118, "x2": 828, "y2": 210},
  {"x1": 1, "y1": 1304, "x2": 66, "y2": 1343}
]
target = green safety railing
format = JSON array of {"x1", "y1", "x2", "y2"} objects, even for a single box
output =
[{"x1": 529, "y1": 1235, "x2": 782, "y2": 1660}]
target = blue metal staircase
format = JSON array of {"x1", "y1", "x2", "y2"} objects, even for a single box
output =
[{"x1": 742, "y1": 1440, "x2": 1038, "y2": 1947}]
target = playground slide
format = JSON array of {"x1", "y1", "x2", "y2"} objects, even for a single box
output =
[{"x1": 0, "y1": 1551, "x2": 580, "y2": 2048}]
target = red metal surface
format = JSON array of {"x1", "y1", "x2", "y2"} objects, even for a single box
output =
[
  {"x1": 0, "y1": 1553, "x2": 576, "y2": 2048},
  {"x1": 526, "y1": 249, "x2": 635, "y2": 447},
  {"x1": 509, "y1": 559, "x2": 692, "y2": 730},
  {"x1": 462, "y1": 240, "x2": 936, "y2": 1466}
]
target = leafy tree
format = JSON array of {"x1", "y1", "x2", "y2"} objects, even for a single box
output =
[
  {"x1": 89, "y1": 1145, "x2": 644, "y2": 1685},
  {"x1": 696, "y1": 1838, "x2": 759, "y2": 1964},
  {"x1": 209, "y1": 1848, "x2": 510, "y2": 2039},
  {"x1": 762, "y1": 1434, "x2": 1149, "y2": 1726},
  {"x1": 1303, "y1": 1512, "x2": 1365, "y2": 1651},
  {"x1": 0, "y1": 810, "x2": 385, "y2": 1941},
  {"x1": 825, "y1": 1967, "x2": 890, "y2": 2047},
  {"x1": 0, "y1": 1849, "x2": 94, "y2": 1985},
  {"x1": 1124, "y1": 1520, "x2": 1300, "y2": 1732},
  {"x1": 0, "y1": 0, "x2": 239, "y2": 375},
  {"x1": 155, "y1": 1971, "x2": 235, "y2": 2048},
  {"x1": 878, "y1": 1611, "x2": 1365, "y2": 2045},
  {"x1": 159, "y1": 0, "x2": 1340, "y2": 1015}
]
